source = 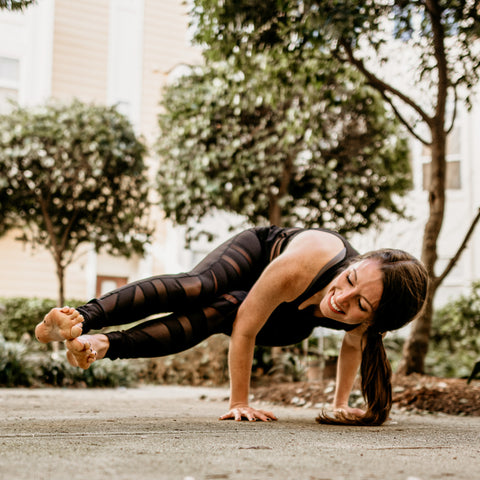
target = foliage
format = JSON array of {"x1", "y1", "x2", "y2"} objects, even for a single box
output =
[
  {"x1": 0, "y1": 297, "x2": 83, "y2": 342},
  {"x1": 193, "y1": 0, "x2": 480, "y2": 113},
  {"x1": 0, "y1": 336, "x2": 35, "y2": 386},
  {"x1": 0, "y1": 99, "x2": 152, "y2": 304},
  {"x1": 0, "y1": 0, "x2": 35, "y2": 10},
  {"x1": 156, "y1": 1, "x2": 413, "y2": 241},
  {"x1": 0, "y1": 334, "x2": 139, "y2": 388},
  {"x1": 426, "y1": 282, "x2": 480, "y2": 378},
  {"x1": 140, "y1": 335, "x2": 230, "y2": 386}
]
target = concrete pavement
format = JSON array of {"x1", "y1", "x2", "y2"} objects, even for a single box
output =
[{"x1": 0, "y1": 385, "x2": 479, "y2": 480}]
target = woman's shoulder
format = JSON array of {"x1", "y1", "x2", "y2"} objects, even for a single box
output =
[
  {"x1": 278, "y1": 229, "x2": 346, "y2": 278},
  {"x1": 285, "y1": 229, "x2": 345, "y2": 256}
]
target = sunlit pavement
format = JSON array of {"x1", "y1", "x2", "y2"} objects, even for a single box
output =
[{"x1": 1, "y1": 385, "x2": 479, "y2": 480}]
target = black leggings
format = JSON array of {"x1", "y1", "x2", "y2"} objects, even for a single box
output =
[{"x1": 76, "y1": 227, "x2": 313, "y2": 360}]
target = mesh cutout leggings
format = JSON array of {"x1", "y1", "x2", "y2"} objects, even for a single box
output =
[{"x1": 76, "y1": 227, "x2": 306, "y2": 361}]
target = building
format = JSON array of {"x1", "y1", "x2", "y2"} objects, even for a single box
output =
[
  {"x1": 0, "y1": 0, "x2": 200, "y2": 302},
  {"x1": 0, "y1": 1, "x2": 478, "y2": 308}
]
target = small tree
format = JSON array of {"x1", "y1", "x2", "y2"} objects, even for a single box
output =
[
  {"x1": 157, "y1": 20, "x2": 412, "y2": 242},
  {"x1": 0, "y1": 99, "x2": 152, "y2": 305}
]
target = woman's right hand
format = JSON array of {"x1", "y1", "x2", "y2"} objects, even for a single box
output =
[{"x1": 219, "y1": 405, "x2": 278, "y2": 422}]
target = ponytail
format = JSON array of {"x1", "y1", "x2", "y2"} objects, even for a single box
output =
[
  {"x1": 316, "y1": 248, "x2": 427, "y2": 426},
  {"x1": 316, "y1": 327, "x2": 392, "y2": 426}
]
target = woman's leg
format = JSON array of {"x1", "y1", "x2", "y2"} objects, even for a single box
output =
[
  {"x1": 78, "y1": 228, "x2": 264, "y2": 333},
  {"x1": 35, "y1": 229, "x2": 264, "y2": 344},
  {"x1": 65, "y1": 291, "x2": 247, "y2": 368}
]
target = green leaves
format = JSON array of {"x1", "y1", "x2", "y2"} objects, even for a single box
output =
[
  {"x1": 0, "y1": 0, "x2": 36, "y2": 11},
  {"x1": 0, "y1": 99, "x2": 152, "y2": 267},
  {"x1": 428, "y1": 282, "x2": 480, "y2": 378},
  {"x1": 156, "y1": 13, "x2": 411, "y2": 238}
]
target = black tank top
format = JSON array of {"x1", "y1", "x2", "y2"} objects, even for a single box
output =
[{"x1": 258, "y1": 226, "x2": 360, "y2": 332}]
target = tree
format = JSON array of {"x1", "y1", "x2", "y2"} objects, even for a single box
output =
[
  {"x1": 191, "y1": 0, "x2": 480, "y2": 374},
  {"x1": 156, "y1": 6, "x2": 412, "y2": 244},
  {"x1": 0, "y1": 0, "x2": 36, "y2": 10},
  {"x1": 0, "y1": 99, "x2": 152, "y2": 305}
]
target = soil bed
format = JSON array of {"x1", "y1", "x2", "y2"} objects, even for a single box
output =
[{"x1": 252, "y1": 374, "x2": 480, "y2": 416}]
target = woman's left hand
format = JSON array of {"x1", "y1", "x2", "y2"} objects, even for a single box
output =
[
  {"x1": 333, "y1": 405, "x2": 366, "y2": 418},
  {"x1": 219, "y1": 406, "x2": 278, "y2": 422}
]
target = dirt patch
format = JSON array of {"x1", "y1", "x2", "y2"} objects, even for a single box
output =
[{"x1": 252, "y1": 374, "x2": 480, "y2": 416}]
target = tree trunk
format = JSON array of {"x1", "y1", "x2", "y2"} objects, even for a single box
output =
[
  {"x1": 56, "y1": 261, "x2": 65, "y2": 307},
  {"x1": 398, "y1": 125, "x2": 446, "y2": 375}
]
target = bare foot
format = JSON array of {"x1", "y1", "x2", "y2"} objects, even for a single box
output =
[
  {"x1": 35, "y1": 306, "x2": 83, "y2": 343},
  {"x1": 66, "y1": 334, "x2": 109, "y2": 369}
]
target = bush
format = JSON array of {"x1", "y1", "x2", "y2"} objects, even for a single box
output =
[
  {"x1": 427, "y1": 282, "x2": 480, "y2": 378},
  {"x1": 0, "y1": 334, "x2": 139, "y2": 388},
  {"x1": 0, "y1": 335, "x2": 35, "y2": 386},
  {"x1": 0, "y1": 297, "x2": 83, "y2": 342},
  {"x1": 138, "y1": 335, "x2": 230, "y2": 386}
]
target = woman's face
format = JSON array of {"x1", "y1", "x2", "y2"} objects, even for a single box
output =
[{"x1": 319, "y1": 259, "x2": 384, "y2": 325}]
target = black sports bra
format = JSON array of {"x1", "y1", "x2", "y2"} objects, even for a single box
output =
[{"x1": 276, "y1": 227, "x2": 361, "y2": 332}]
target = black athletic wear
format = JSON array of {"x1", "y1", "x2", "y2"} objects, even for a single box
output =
[{"x1": 76, "y1": 226, "x2": 359, "y2": 360}]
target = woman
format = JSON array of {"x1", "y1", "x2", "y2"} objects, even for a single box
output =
[{"x1": 35, "y1": 226, "x2": 428, "y2": 426}]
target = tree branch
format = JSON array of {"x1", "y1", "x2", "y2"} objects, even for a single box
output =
[
  {"x1": 425, "y1": 0, "x2": 449, "y2": 124},
  {"x1": 445, "y1": 84, "x2": 458, "y2": 136},
  {"x1": 435, "y1": 207, "x2": 480, "y2": 287},
  {"x1": 377, "y1": 90, "x2": 432, "y2": 145},
  {"x1": 38, "y1": 196, "x2": 62, "y2": 265},
  {"x1": 339, "y1": 40, "x2": 433, "y2": 128}
]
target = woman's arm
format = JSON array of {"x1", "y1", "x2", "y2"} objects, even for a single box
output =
[
  {"x1": 221, "y1": 323, "x2": 277, "y2": 421},
  {"x1": 220, "y1": 254, "x2": 300, "y2": 421},
  {"x1": 333, "y1": 331, "x2": 365, "y2": 416},
  {"x1": 220, "y1": 230, "x2": 345, "y2": 421}
]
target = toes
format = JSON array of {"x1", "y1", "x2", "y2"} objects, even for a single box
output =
[
  {"x1": 70, "y1": 323, "x2": 83, "y2": 339},
  {"x1": 66, "y1": 338, "x2": 96, "y2": 369},
  {"x1": 66, "y1": 350, "x2": 79, "y2": 367},
  {"x1": 87, "y1": 350, "x2": 97, "y2": 365}
]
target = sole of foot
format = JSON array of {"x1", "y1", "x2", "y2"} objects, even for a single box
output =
[{"x1": 35, "y1": 306, "x2": 83, "y2": 343}]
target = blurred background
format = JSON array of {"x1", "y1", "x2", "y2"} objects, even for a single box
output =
[{"x1": 0, "y1": 0, "x2": 479, "y2": 388}]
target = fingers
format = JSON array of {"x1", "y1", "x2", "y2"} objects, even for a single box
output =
[
  {"x1": 331, "y1": 406, "x2": 366, "y2": 420},
  {"x1": 219, "y1": 407, "x2": 278, "y2": 422}
]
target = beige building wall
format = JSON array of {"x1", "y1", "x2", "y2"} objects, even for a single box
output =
[
  {"x1": 0, "y1": 230, "x2": 91, "y2": 300},
  {"x1": 0, "y1": 0, "x2": 201, "y2": 302},
  {"x1": 141, "y1": 0, "x2": 200, "y2": 141},
  {"x1": 51, "y1": 0, "x2": 109, "y2": 102}
]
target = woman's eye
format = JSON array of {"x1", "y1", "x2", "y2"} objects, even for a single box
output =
[
  {"x1": 358, "y1": 301, "x2": 367, "y2": 312},
  {"x1": 347, "y1": 274, "x2": 353, "y2": 286}
]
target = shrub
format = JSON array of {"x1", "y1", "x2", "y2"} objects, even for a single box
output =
[
  {"x1": 139, "y1": 335, "x2": 230, "y2": 386},
  {"x1": 0, "y1": 297, "x2": 83, "y2": 342},
  {"x1": 0, "y1": 334, "x2": 139, "y2": 388},
  {"x1": 0, "y1": 335, "x2": 35, "y2": 386},
  {"x1": 427, "y1": 282, "x2": 480, "y2": 378}
]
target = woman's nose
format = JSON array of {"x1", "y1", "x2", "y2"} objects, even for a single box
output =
[{"x1": 337, "y1": 287, "x2": 355, "y2": 303}]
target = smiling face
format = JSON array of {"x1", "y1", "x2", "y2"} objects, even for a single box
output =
[{"x1": 318, "y1": 259, "x2": 384, "y2": 326}]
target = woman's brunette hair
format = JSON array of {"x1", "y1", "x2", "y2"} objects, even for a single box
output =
[{"x1": 316, "y1": 249, "x2": 428, "y2": 426}]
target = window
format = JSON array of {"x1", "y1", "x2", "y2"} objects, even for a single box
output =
[
  {"x1": 422, "y1": 160, "x2": 461, "y2": 190},
  {"x1": 0, "y1": 56, "x2": 19, "y2": 113},
  {"x1": 96, "y1": 275, "x2": 128, "y2": 297},
  {"x1": 421, "y1": 125, "x2": 462, "y2": 190}
]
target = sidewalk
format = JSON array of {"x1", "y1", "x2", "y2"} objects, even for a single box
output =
[{"x1": 1, "y1": 385, "x2": 479, "y2": 480}]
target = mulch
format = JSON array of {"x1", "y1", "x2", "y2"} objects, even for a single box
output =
[{"x1": 252, "y1": 373, "x2": 480, "y2": 416}]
